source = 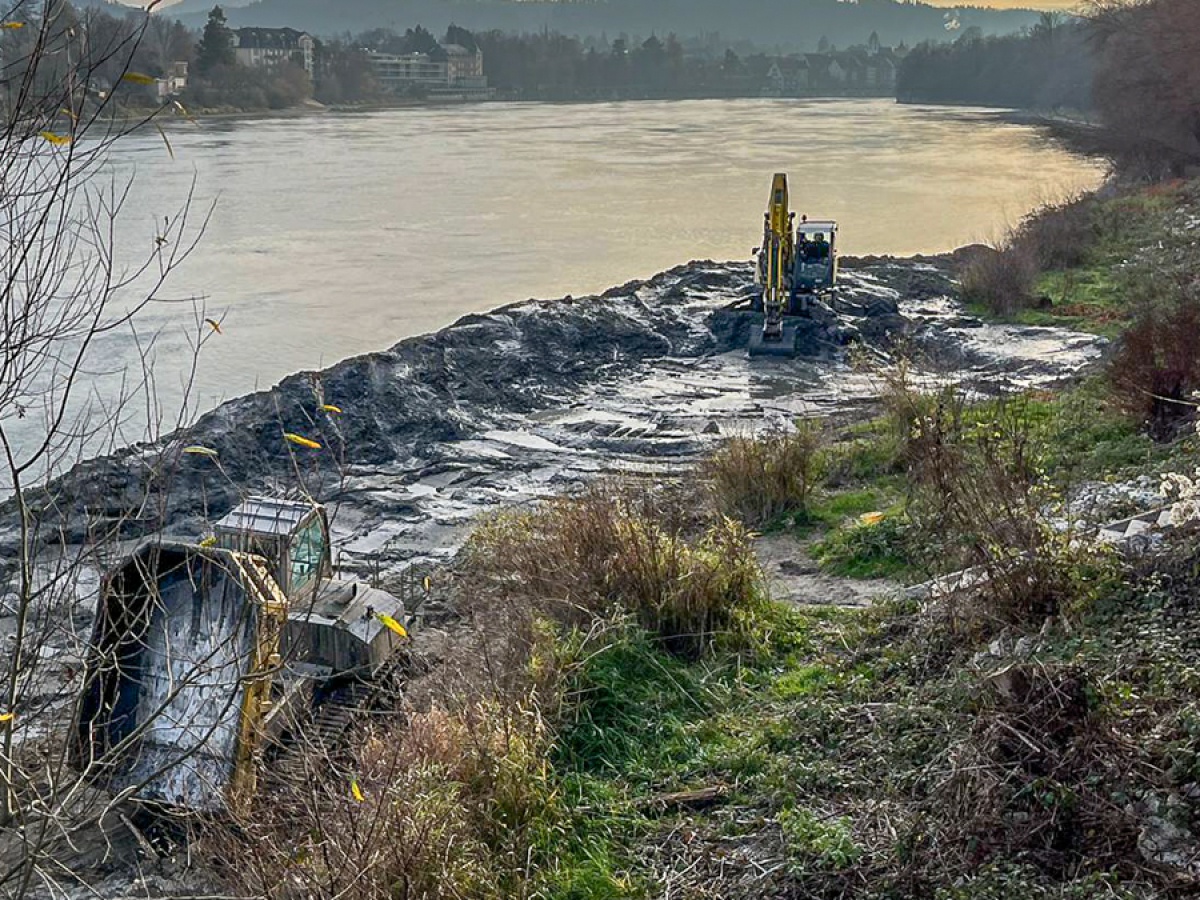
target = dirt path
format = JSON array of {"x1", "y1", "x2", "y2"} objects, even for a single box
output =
[{"x1": 754, "y1": 533, "x2": 899, "y2": 607}]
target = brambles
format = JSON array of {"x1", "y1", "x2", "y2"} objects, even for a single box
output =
[{"x1": 1108, "y1": 276, "x2": 1200, "y2": 439}]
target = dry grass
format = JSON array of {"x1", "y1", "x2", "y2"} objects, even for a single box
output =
[
  {"x1": 702, "y1": 424, "x2": 824, "y2": 528},
  {"x1": 215, "y1": 699, "x2": 557, "y2": 900},
  {"x1": 465, "y1": 482, "x2": 766, "y2": 659},
  {"x1": 959, "y1": 240, "x2": 1040, "y2": 316},
  {"x1": 959, "y1": 195, "x2": 1095, "y2": 316}
]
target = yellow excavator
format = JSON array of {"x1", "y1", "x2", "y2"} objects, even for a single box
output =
[{"x1": 750, "y1": 173, "x2": 838, "y2": 356}]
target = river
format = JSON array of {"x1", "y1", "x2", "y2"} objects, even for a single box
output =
[{"x1": 10, "y1": 98, "x2": 1106, "y2": 466}]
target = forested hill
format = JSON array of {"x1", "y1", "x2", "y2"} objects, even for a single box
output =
[{"x1": 174, "y1": 0, "x2": 1042, "y2": 50}]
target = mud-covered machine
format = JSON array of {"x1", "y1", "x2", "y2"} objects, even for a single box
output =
[
  {"x1": 750, "y1": 173, "x2": 838, "y2": 356},
  {"x1": 72, "y1": 497, "x2": 409, "y2": 813}
]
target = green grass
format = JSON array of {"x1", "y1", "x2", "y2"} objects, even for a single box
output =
[
  {"x1": 811, "y1": 512, "x2": 914, "y2": 580},
  {"x1": 528, "y1": 515, "x2": 1200, "y2": 899}
]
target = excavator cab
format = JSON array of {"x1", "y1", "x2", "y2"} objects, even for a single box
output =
[{"x1": 795, "y1": 221, "x2": 838, "y2": 292}]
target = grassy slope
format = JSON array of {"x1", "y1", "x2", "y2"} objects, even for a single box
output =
[{"x1": 966, "y1": 178, "x2": 1200, "y2": 336}]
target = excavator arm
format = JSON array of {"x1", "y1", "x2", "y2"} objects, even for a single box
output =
[{"x1": 760, "y1": 173, "x2": 794, "y2": 343}]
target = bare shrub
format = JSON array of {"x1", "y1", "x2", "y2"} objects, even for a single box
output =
[
  {"x1": 217, "y1": 700, "x2": 557, "y2": 900},
  {"x1": 1020, "y1": 194, "x2": 1095, "y2": 271},
  {"x1": 702, "y1": 424, "x2": 824, "y2": 527},
  {"x1": 883, "y1": 372, "x2": 1086, "y2": 625},
  {"x1": 1108, "y1": 275, "x2": 1200, "y2": 439},
  {"x1": 959, "y1": 238, "x2": 1040, "y2": 315},
  {"x1": 465, "y1": 483, "x2": 765, "y2": 659},
  {"x1": 959, "y1": 195, "x2": 1096, "y2": 315}
]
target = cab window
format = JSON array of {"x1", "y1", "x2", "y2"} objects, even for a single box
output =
[{"x1": 290, "y1": 518, "x2": 326, "y2": 592}]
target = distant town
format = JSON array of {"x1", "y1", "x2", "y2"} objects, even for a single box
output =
[
  {"x1": 156, "y1": 8, "x2": 911, "y2": 110},
  {"x1": 0, "y1": 3, "x2": 1085, "y2": 116}
]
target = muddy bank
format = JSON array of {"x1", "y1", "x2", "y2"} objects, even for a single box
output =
[{"x1": 0, "y1": 255, "x2": 1105, "y2": 585}]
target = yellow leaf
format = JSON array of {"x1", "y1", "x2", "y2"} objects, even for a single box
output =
[
  {"x1": 284, "y1": 433, "x2": 321, "y2": 450},
  {"x1": 377, "y1": 613, "x2": 408, "y2": 639},
  {"x1": 183, "y1": 445, "x2": 219, "y2": 457},
  {"x1": 39, "y1": 131, "x2": 72, "y2": 146},
  {"x1": 859, "y1": 511, "x2": 886, "y2": 527},
  {"x1": 422, "y1": 575, "x2": 431, "y2": 593},
  {"x1": 199, "y1": 536, "x2": 217, "y2": 548},
  {"x1": 0, "y1": 712, "x2": 13, "y2": 723},
  {"x1": 321, "y1": 404, "x2": 342, "y2": 414},
  {"x1": 121, "y1": 72, "x2": 156, "y2": 86},
  {"x1": 205, "y1": 318, "x2": 223, "y2": 334},
  {"x1": 350, "y1": 778, "x2": 365, "y2": 803},
  {"x1": 1, "y1": 22, "x2": 25, "y2": 29}
]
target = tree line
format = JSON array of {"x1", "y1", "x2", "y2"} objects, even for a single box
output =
[
  {"x1": 896, "y1": 0, "x2": 1200, "y2": 177},
  {"x1": 896, "y1": 13, "x2": 1092, "y2": 112}
]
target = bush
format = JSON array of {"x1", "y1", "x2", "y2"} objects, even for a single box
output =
[
  {"x1": 1108, "y1": 276, "x2": 1200, "y2": 439},
  {"x1": 703, "y1": 424, "x2": 824, "y2": 527},
  {"x1": 216, "y1": 701, "x2": 559, "y2": 900},
  {"x1": 1020, "y1": 194, "x2": 1095, "y2": 272},
  {"x1": 466, "y1": 484, "x2": 766, "y2": 659},
  {"x1": 959, "y1": 239, "x2": 1040, "y2": 316},
  {"x1": 960, "y1": 195, "x2": 1096, "y2": 316},
  {"x1": 884, "y1": 374, "x2": 1093, "y2": 624}
]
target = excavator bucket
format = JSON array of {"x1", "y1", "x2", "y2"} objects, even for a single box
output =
[
  {"x1": 73, "y1": 542, "x2": 288, "y2": 813},
  {"x1": 748, "y1": 321, "x2": 800, "y2": 357}
]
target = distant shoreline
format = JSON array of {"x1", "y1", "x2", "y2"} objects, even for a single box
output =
[{"x1": 131, "y1": 92, "x2": 912, "y2": 126}]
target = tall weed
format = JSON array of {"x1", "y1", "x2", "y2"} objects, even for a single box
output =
[
  {"x1": 703, "y1": 424, "x2": 824, "y2": 527},
  {"x1": 466, "y1": 484, "x2": 766, "y2": 659}
]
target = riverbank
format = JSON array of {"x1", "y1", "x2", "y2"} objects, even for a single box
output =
[{"x1": 0, "y1": 253, "x2": 1105, "y2": 572}]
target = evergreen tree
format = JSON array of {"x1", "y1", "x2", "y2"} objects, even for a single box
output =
[
  {"x1": 197, "y1": 6, "x2": 235, "y2": 75},
  {"x1": 444, "y1": 24, "x2": 478, "y2": 53}
]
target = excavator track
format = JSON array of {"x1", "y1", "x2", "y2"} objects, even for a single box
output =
[{"x1": 263, "y1": 650, "x2": 411, "y2": 790}]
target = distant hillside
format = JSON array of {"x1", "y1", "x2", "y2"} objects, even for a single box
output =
[{"x1": 168, "y1": 0, "x2": 1042, "y2": 50}]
